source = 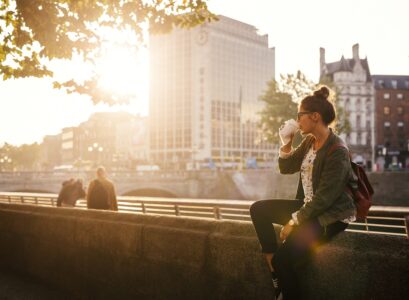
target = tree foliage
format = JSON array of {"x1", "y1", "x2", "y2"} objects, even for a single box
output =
[
  {"x1": 258, "y1": 78, "x2": 298, "y2": 144},
  {"x1": 259, "y1": 71, "x2": 350, "y2": 145},
  {"x1": 0, "y1": 0, "x2": 215, "y2": 104},
  {"x1": 0, "y1": 142, "x2": 41, "y2": 170}
]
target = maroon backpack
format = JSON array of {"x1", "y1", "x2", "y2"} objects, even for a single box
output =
[{"x1": 327, "y1": 143, "x2": 374, "y2": 221}]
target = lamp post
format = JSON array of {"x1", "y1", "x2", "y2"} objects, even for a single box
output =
[
  {"x1": 88, "y1": 143, "x2": 103, "y2": 166},
  {"x1": 0, "y1": 155, "x2": 12, "y2": 171}
]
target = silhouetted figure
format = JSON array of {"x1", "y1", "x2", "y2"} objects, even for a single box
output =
[
  {"x1": 57, "y1": 178, "x2": 86, "y2": 207},
  {"x1": 87, "y1": 166, "x2": 118, "y2": 211}
]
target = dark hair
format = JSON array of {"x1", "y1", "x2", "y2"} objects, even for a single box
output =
[{"x1": 300, "y1": 86, "x2": 336, "y2": 125}]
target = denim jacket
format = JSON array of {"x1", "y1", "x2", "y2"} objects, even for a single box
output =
[{"x1": 278, "y1": 130, "x2": 356, "y2": 226}]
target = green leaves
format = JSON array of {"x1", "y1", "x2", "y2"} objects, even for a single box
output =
[
  {"x1": 0, "y1": 0, "x2": 215, "y2": 105},
  {"x1": 258, "y1": 71, "x2": 351, "y2": 145},
  {"x1": 258, "y1": 73, "x2": 311, "y2": 144}
]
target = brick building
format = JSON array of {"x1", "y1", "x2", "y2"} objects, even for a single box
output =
[{"x1": 372, "y1": 75, "x2": 409, "y2": 170}]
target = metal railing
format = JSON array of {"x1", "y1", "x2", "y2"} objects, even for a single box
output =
[{"x1": 0, "y1": 192, "x2": 407, "y2": 237}]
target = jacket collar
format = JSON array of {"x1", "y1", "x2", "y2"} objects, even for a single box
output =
[{"x1": 313, "y1": 128, "x2": 337, "y2": 155}]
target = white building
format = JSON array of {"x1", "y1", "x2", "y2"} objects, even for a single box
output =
[
  {"x1": 149, "y1": 15, "x2": 275, "y2": 169},
  {"x1": 320, "y1": 44, "x2": 375, "y2": 168},
  {"x1": 116, "y1": 116, "x2": 149, "y2": 164}
]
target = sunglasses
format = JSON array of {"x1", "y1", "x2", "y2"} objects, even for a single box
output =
[{"x1": 297, "y1": 111, "x2": 313, "y2": 120}]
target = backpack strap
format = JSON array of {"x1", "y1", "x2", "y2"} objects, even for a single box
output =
[{"x1": 326, "y1": 142, "x2": 351, "y2": 160}]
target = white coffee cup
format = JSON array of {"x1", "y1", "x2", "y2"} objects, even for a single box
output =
[{"x1": 279, "y1": 119, "x2": 299, "y2": 145}]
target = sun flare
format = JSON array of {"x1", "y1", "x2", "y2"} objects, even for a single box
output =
[{"x1": 96, "y1": 44, "x2": 149, "y2": 97}]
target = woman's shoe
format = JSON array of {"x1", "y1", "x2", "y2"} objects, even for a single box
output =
[{"x1": 272, "y1": 271, "x2": 282, "y2": 299}]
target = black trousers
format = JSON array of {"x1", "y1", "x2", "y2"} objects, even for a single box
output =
[{"x1": 250, "y1": 199, "x2": 348, "y2": 300}]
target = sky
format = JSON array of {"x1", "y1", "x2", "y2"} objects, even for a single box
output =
[{"x1": 1, "y1": 0, "x2": 408, "y2": 146}]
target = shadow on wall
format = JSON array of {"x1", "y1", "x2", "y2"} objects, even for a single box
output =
[{"x1": 122, "y1": 189, "x2": 178, "y2": 198}]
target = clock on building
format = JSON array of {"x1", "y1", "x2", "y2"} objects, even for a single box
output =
[{"x1": 196, "y1": 29, "x2": 208, "y2": 46}]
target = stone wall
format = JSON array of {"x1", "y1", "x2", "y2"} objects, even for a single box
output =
[
  {"x1": 367, "y1": 172, "x2": 409, "y2": 206},
  {"x1": 0, "y1": 203, "x2": 408, "y2": 300}
]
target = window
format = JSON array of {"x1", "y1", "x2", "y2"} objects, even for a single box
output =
[
  {"x1": 397, "y1": 93, "x2": 403, "y2": 100},
  {"x1": 383, "y1": 106, "x2": 390, "y2": 115},
  {"x1": 356, "y1": 98, "x2": 361, "y2": 110},
  {"x1": 391, "y1": 80, "x2": 398, "y2": 89},
  {"x1": 383, "y1": 93, "x2": 390, "y2": 99},
  {"x1": 384, "y1": 121, "x2": 390, "y2": 127},
  {"x1": 397, "y1": 121, "x2": 404, "y2": 127},
  {"x1": 378, "y1": 80, "x2": 384, "y2": 88},
  {"x1": 397, "y1": 106, "x2": 404, "y2": 115}
]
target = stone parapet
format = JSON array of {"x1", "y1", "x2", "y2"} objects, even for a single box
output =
[{"x1": 0, "y1": 203, "x2": 408, "y2": 299}]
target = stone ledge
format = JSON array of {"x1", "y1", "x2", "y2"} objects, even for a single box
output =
[{"x1": 0, "y1": 203, "x2": 408, "y2": 300}]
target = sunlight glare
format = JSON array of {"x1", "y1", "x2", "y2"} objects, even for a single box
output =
[
  {"x1": 94, "y1": 27, "x2": 149, "y2": 113},
  {"x1": 97, "y1": 45, "x2": 143, "y2": 93}
]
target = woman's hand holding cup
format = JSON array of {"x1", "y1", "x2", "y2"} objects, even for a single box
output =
[{"x1": 279, "y1": 119, "x2": 299, "y2": 152}]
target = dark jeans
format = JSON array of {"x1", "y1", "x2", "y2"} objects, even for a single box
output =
[{"x1": 250, "y1": 199, "x2": 348, "y2": 300}]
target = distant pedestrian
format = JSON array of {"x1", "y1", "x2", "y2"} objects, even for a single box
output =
[
  {"x1": 250, "y1": 86, "x2": 356, "y2": 300},
  {"x1": 57, "y1": 178, "x2": 86, "y2": 207},
  {"x1": 86, "y1": 166, "x2": 118, "y2": 211}
]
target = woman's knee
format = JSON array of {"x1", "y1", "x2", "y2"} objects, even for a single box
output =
[{"x1": 250, "y1": 200, "x2": 267, "y2": 218}]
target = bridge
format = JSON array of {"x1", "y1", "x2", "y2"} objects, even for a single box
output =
[
  {"x1": 1, "y1": 170, "x2": 409, "y2": 205},
  {"x1": 0, "y1": 169, "x2": 299, "y2": 200}
]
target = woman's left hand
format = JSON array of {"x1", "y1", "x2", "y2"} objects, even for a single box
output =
[{"x1": 280, "y1": 223, "x2": 294, "y2": 241}]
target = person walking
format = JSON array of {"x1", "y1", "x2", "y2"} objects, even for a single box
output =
[
  {"x1": 87, "y1": 166, "x2": 118, "y2": 211},
  {"x1": 250, "y1": 86, "x2": 356, "y2": 300},
  {"x1": 57, "y1": 178, "x2": 86, "y2": 207}
]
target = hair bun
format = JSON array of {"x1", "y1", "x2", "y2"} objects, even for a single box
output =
[{"x1": 313, "y1": 86, "x2": 330, "y2": 99}]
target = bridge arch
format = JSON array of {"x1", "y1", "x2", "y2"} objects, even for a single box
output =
[{"x1": 122, "y1": 188, "x2": 178, "y2": 198}]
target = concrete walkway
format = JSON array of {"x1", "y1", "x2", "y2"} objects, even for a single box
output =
[{"x1": 0, "y1": 269, "x2": 75, "y2": 300}]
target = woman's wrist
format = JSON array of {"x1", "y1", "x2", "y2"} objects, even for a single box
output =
[{"x1": 280, "y1": 144, "x2": 292, "y2": 153}]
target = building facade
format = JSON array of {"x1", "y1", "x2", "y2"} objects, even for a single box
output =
[
  {"x1": 61, "y1": 127, "x2": 82, "y2": 166},
  {"x1": 372, "y1": 75, "x2": 409, "y2": 170},
  {"x1": 53, "y1": 112, "x2": 147, "y2": 170},
  {"x1": 78, "y1": 112, "x2": 146, "y2": 169},
  {"x1": 149, "y1": 15, "x2": 275, "y2": 169},
  {"x1": 116, "y1": 116, "x2": 149, "y2": 168},
  {"x1": 320, "y1": 44, "x2": 375, "y2": 169},
  {"x1": 39, "y1": 134, "x2": 62, "y2": 170}
]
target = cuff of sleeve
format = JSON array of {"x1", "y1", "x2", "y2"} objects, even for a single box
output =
[
  {"x1": 279, "y1": 147, "x2": 293, "y2": 159},
  {"x1": 291, "y1": 211, "x2": 299, "y2": 225}
]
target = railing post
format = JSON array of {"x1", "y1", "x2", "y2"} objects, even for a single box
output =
[
  {"x1": 214, "y1": 206, "x2": 221, "y2": 220},
  {"x1": 141, "y1": 202, "x2": 146, "y2": 214},
  {"x1": 20, "y1": 196, "x2": 24, "y2": 204},
  {"x1": 34, "y1": 197, "x2": 38, "y2": 205},
  {"x1": 175, "y1": 204, "x2": 180, "y2": 216},
  {"x1": 365, "y1": 217, "x2": 369, "y2": 232},
  {"x1": 404, "y1": 215, "x2": 409, "y2": 238},
  {"x1": 8, "y1": 196, "x2": 11, "y2": 203}
]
